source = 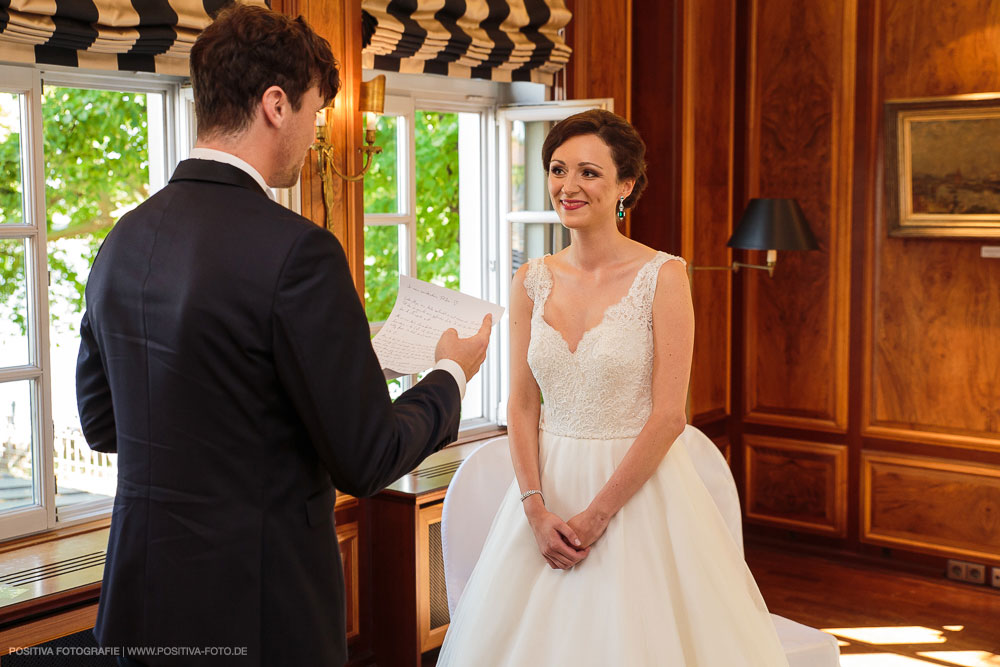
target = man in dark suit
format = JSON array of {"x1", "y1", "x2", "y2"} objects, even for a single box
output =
[{"x1": 76, "y1": 6, "x2": 490, "y2": 666}]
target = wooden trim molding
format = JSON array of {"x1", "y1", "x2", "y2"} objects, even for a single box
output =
[
  {"x1": 416, "y1": 502, "x2": 447, "y2": 653},
  {"x1": 862, "y1": 424, "x2": 1000, "y2": 454},
  {"x1": 744, "y1": 435, "x2": 848, "y2": 536},
  {"x1": 861, "y1": 450, "x2": 1000, "y2": 563},
  {"x1": 337, "y1": 521, "x2": 361, "y2": 641},
  {"x1": 0, "y1": 602, "x2": 99, "y2": 653}
]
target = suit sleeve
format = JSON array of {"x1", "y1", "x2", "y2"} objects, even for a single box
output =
[
  {"x1": 76, "y1": 310, "x2": 117, "y2": 453},
  {"x1": 272, "y1": 225, "x2": 462, "y2": 497}
]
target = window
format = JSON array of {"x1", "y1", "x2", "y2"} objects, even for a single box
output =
[
  {"x1": 363, "y1": 91, "x2": 491, "y2": 426},
  {"x1": 361, "y1": 71, "x2": 609, "y2": 431},
  {"x1": 0, "y1": 65, "x2": 188, "y2": 540}
]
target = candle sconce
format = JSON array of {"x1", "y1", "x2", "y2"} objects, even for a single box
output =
[{"x1": 311, "y1": 75, "x2": 385, "y2": 229}]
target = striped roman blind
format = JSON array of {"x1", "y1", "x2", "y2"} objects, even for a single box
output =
[
  {"x1": 361, "y1": 0, "x2": 572, "y2": 85},
  {"x1": 0, "y1": 0, "x2": 268, "y2": 77}
]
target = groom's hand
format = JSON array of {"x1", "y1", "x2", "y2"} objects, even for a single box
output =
[{"x1": 435, "y1": 314, "x2": 493, "y2": 381}]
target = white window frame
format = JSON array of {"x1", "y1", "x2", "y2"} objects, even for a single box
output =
[
  {"x1": 363, "y1": 76, "x2": 502, "y2": 433},
  {"x1": 494, "y1": 99, "x2": 613, "y2": 423},
  {"x1": 0, "y1": 63, "x2": 189, "y2": 541}
]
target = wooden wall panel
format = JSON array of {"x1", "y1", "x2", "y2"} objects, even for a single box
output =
[
  {"x1": 862, "y1": 452, "x2": 1000, "y2": 563},
  {"x1": 864, "y1": 0, "x2": 1000, "y2": 451},
  {"x1": 277, "y1": 0, "x2": 366, "y2": 297},
  {"x1": 744, "y1": 436, "x2": 848, "y2": 536},
  {"x1": 743, "y1": 0, "x2": 854, "y2": 432},
  {"x1": 688, "y1": 0, "x2": 734, "y2": 422},
  {"x1": 628, "y1": 0, "x2": 681, "y2": 256},
  {"x1": 629, "y1": 0, "x2": 733, "y2": 425},
  {"x1": 564, "y1": 0, "x2": 632, "y2": 120}
]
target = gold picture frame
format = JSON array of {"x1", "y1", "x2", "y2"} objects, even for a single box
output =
[{"x1": 885, "y1": 93, "x2": 1000, "y2": 238}]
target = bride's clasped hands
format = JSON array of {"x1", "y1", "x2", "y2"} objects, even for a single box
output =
[
  {"x1": 522, "y1": 494, "x2": 610, "y2": 569},
  {"x1": 523, "y1": 494, "x2": 595, "y2": 569}
]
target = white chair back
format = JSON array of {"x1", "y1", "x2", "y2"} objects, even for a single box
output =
[{"x1": 440, "y1": 436, "x2": 515, "y2": 615}]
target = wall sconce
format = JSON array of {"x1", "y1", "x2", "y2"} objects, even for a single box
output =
[
  {"x1": 692, "y1": 198, "x2": 819, "y2": 277},
  {"x1": 313, "y1": 74, "x2": 385, "y2": 185}
]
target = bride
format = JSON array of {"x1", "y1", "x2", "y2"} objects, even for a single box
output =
[{"x1": 437, "y1": 109, "x2": 788, "y2": 666}]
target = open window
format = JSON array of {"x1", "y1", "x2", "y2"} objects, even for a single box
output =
[
  {"x1": 494, "y1": 99, "x2": 613, "y2": 424},
  {"x1": 359, "y1": 69, "x2": 610, "y2": 431},
  {"x1": 0, "y1": 64, "x2": 189, "y2": 539}
]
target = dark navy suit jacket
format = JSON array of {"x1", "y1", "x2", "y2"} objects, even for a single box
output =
[{"x1": 76, "y1": 159, "x2": 461, "y2": 666}]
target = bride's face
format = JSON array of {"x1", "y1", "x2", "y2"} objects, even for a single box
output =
[{"x1": 547, "y1": 133, "x2": 631, "y2": 229}]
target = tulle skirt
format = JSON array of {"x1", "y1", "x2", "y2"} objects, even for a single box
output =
[{"x1": 437, "y1": 426, "x2": 789, "y2": 666}]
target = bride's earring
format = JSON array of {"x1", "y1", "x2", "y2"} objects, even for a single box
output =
[{"x1": 617, "y1": 196, "x2": 625, "y2": 219}]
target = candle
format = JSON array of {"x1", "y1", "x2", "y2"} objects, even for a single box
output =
[{"x1": 315, "y1": 110, "x2": 326, "y2": 127}]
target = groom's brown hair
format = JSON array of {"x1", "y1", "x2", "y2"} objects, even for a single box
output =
[{"x1": 190, "y1": 4, "x2": 341, "y2": 139}]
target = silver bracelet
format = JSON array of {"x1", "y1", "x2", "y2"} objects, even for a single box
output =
[{"x1": 519, "y1": 489, "x2": 543, "y2": 503}]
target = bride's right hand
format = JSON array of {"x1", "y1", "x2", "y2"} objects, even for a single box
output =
[{"x1": 524, "y1": 501, "x2": 590, "y2": 570}]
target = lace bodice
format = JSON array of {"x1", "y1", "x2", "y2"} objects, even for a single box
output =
[{"x1": 523, "y1": 252, "x2": 686, "y2": 439}]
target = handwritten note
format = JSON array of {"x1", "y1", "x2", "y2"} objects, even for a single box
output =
[{"x1": 372, "y1": 276, "x2": 504, "y2": 378}]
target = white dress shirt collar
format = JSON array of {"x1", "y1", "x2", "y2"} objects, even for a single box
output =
[{"x1": 189, "y1": 147, "x2": 275, "y2": 201}]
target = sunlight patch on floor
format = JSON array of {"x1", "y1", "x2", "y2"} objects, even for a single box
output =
[
  {"x1": 822, "y1": 626, "x2": 947, "y2": 645},
  {"x1": 916, "y1": 651, "x2": 1000, "y2": 667},
  {"x1": 838, "y1": 654, "x2": 940, "y2": 666}
]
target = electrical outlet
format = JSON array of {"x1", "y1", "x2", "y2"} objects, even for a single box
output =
[
  {"x1": 991, "y1": 567, "x2": 1000, "y2": 589},
  {"x1": 966, "y1": 563, "x2": 986, "y2": 585},
  {"x1": 947, "y1": 559, "x2": 968, "y2": 581}
]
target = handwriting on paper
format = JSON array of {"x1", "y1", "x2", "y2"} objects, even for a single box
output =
[{"x1": 372, "y1": 276, "x2": 504, "y2": 377}]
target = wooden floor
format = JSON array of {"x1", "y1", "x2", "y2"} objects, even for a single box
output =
[{"x1": 746, "y1": 541, "x2": 1000, "y2": 666}]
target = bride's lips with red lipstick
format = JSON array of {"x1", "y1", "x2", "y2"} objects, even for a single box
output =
[{"x1": 560, "y1": 199, "x2": 587, "y2": 210}]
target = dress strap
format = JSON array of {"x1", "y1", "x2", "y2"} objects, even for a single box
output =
[
  {"x1": 633, "y1": 252, "x2": 687, "y2": 314},
  {"x1": 522, "y1": 256, "x2": 553, "y2": 310}
]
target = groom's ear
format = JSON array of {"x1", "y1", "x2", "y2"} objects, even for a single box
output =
[{"x1": 260, "y1": 85, "x2": 289, "y2": 128}]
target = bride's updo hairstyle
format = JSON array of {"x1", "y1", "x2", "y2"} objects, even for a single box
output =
[{"x1": 541, "y1": 109, "x2": 648, "y2": 211}]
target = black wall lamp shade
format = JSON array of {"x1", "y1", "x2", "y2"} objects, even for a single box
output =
[{"x1": 727, "y1": 198, "x2": 820, "y2": 251}]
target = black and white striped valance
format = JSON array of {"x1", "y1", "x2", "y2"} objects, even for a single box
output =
[
  {"x1": 0, "y1": 0, "x2": 268, "y2": 76},
  {"x1": 362, "y1": 0, "x2": 572, "y2": 85}
]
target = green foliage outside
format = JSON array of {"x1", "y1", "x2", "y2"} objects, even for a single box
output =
[
  {"x1": 362, "y1": 111, "x2": 461, "y2": 323},
  {"x1": 0, "y1": 87, "x2": 149, "y2": 334}
]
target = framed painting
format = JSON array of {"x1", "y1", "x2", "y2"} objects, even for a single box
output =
[{"x1": 885, "y1": 94, "x2": 1000, "y2": 238}]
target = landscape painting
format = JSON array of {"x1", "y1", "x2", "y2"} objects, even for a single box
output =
[{"x1": 885, "y1": 95, "x2": 1000, "y2": 238}]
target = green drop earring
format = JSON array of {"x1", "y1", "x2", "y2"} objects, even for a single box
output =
[{"x1": 617, "y1": 196, "x2": 625, "y2": 219}]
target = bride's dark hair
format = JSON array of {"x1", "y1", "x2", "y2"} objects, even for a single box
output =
[{"x1": 541, "y1": 109, "x2": 648, "y2": 211}]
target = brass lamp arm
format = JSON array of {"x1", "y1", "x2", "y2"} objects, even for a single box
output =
[
  {"x1": 690, "y1": 259, "x2": 776, "y2": 277},
  {"x1": 316, "y1": 143, "x2": 382, "y2": 183}
]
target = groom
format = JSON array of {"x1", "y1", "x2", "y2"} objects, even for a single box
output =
[{"x1": 76, "y1": 5, "x2": 490, "y2": 666}]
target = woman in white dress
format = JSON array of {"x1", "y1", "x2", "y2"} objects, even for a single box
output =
[{"x1": 438, "y1": 110, "x2": 788, "y2": 666}]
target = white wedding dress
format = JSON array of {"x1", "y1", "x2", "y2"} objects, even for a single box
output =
[{"x1": 437, "y1": 252, "x2": 789, "y2": 666}]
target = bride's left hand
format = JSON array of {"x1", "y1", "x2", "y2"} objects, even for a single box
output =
[{"x1": 566, "y1": 508, "x2": 610, "y2": 550}]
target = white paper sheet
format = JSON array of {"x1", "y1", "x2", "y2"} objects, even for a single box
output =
[{"x1": 372, "y1": 276, "x2": 504, "y2": 378}]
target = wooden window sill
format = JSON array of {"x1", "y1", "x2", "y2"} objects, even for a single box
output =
[{"x1": 0, "y1": 523, "x2": 109, "y2": 626}]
